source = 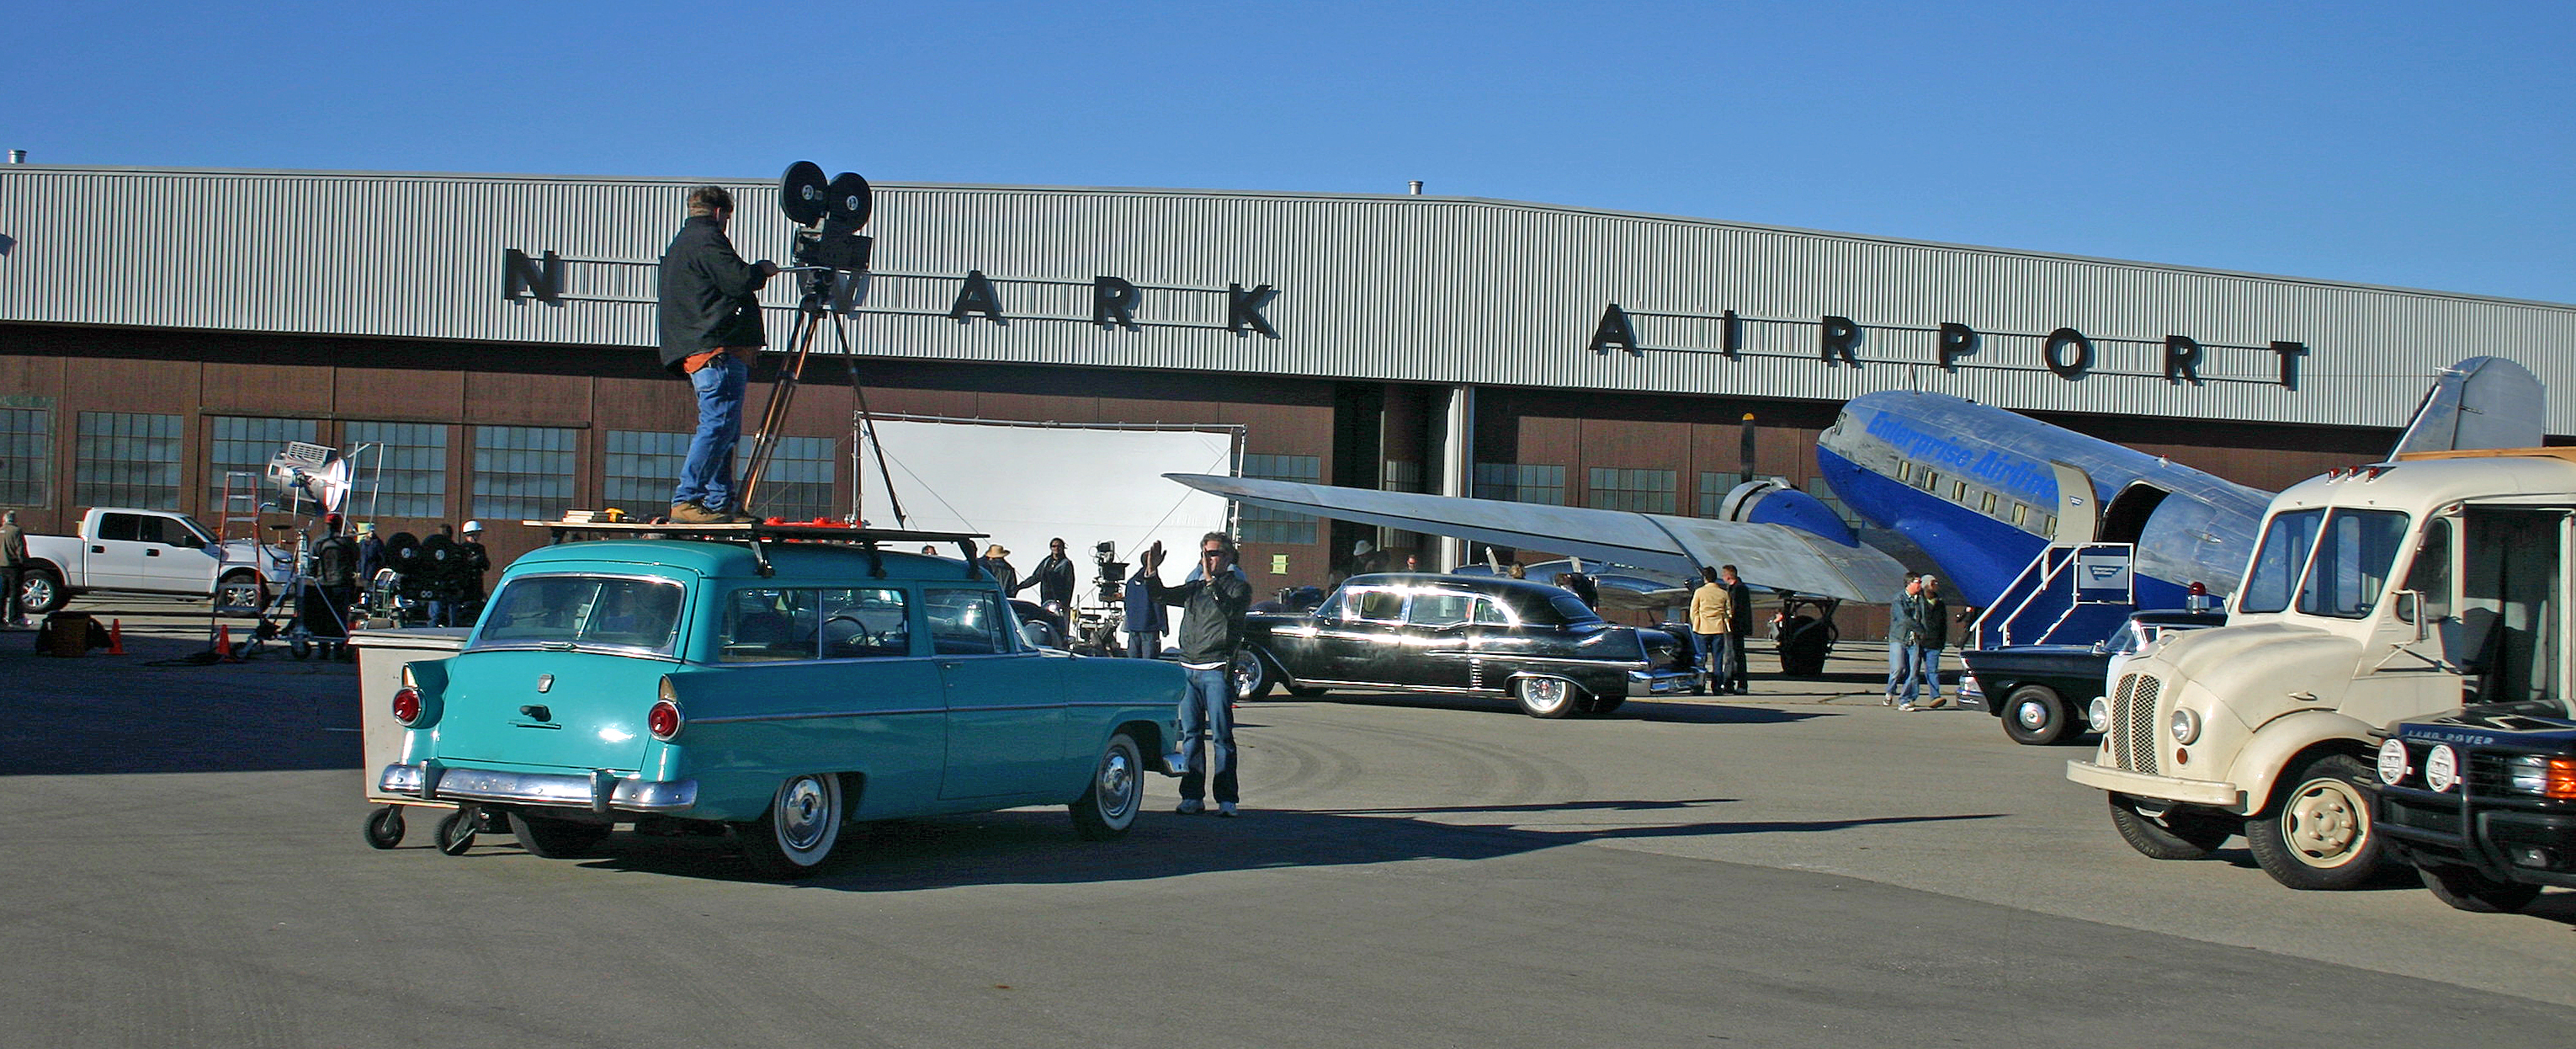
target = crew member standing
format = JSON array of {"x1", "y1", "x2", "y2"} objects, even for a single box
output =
[
  {"x1": 1122, "y1": 560, "x2": 1166, "y2": 659},
  {"x1": 1899, "y1": 574, "x2": 1952, "y2": 711},
  {"x1": 656, "y1": 185, "x2": 777, "y2": 525},
  {"x1": 1689, "y1": 566, "x2": 1733, "y2": 695},
  {"x1": 1884, "y1": 573, "x2": 1920, "y2": 706},
  {"x1": 458, "y1": 521, "x2": 493, "y2": 621},
  {"x1": 977, "y1": 545, "x2": 1020, "y2": 597},
  {"x1": 2, "y1": 510, "x2": 27, "y2": 628},
  {"x1": 1719, "y1": 563, "x2": 1754, "y2": 695},
  {"x1": 1142, "y1": 532, "x2": 1254, "y2": 816},
  {"x1": 354, "y1": 523, "x2": 384, "y2": 599},
  {"x1": 308, "y1": 514, "x2": 359, "y2": 643},
  {"x1": 1018, "y1": 537, "x2": 1076, "y2": 608}
]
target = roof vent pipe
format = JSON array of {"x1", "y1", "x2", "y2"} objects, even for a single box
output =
[
  {"x1": 1407, "y1": 180, "x2": 1423, "y2": 195},
  {"x1": 6, "y1": 151, "x2": 24, "y2": 164}
]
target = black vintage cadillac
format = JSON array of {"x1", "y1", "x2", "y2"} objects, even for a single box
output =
[{"x1": 1232, "y1": 573, "x2": 1697, "y2": 717}]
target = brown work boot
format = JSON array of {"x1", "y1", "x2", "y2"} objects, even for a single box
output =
[
  {"x1": 710, "y1": 503, "x2": 758, "y2": 524},
  {"x1": 669, "y1": 501, "x2": 727, "y2": 524}
]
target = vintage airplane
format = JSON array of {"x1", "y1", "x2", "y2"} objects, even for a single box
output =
[{"x1": 1168, "y1": 357, "x2": 2542, "y2": 621}]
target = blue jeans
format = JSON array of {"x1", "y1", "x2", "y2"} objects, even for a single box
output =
[
  {"x1": 675, "y1": 353, "x2": 748, "y2": 509},
  {"x1": 1175, "y1": 665, "x2": 1239, "y2": 804},
  {"x1": 1126, "y1": 631, "x2": 1161, "y2": 658},
  {"x1": 1899, "y1": 646, "x2": 1944, "y2": 704},
  {"x1": 1886, "y1": 639, "x2": 1907, "y2": 695},
  {"x1": 1696, "y1": 632, "x2": 1729, "y2": 692}
]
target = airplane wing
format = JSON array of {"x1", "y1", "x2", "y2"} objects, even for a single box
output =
[
  {"x1": 2390, "y1": 356, "x2": 2546, "y2": 456},
  {"x1": 1166, "y1": 473, "x2": 1909, "y2": 604}
]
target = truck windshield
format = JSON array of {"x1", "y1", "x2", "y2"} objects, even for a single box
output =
[
  {"x1": 473, "y1": 575, "x2": 686, "y2": 655},
  {"x1": 2294, "y1": 509, "x2": 2409, "y2": 618},
  {"x1": 2239, "y1": 509, "x2": 2325, "y2": 615}
]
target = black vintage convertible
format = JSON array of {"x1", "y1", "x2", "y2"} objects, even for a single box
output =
[{"x1": 1232, "y1": 573, "x2": 1697, "y2": 717}]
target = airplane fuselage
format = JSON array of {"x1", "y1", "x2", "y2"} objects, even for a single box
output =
[{"x1": 1815, "y1": 391, "x2": 2271, "y2": 610}]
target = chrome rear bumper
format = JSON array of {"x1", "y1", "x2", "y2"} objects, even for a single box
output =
[
  {"x1": 1628, "y1": 668, "x2": 1698, "y2": 697},
  {"x1": 379, "y1": 763, "x2": 698, "y2": 815}
]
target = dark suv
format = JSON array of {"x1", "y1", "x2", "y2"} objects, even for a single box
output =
[
  {"x1": 2372, "y1": 704, "x2": 2576, "y2": 913},
  {"x1": 1233, "y1": 573, "x2": 1696, "y2": 717}
]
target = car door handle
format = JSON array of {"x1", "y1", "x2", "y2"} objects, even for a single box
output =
[
  {"x1": 146, "y1": 549, "x2": 161, "y2": 556},
  {"x1": 92, "y1": 546, "x2": 104, "y2": 554}
]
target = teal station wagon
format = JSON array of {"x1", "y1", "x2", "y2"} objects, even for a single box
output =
[{"x1": 377, "y1": 525, "x2": 1184, "y2": 877}]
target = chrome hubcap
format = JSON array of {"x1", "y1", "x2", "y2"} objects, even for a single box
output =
[
  {"x1": 2016, "y1": 702, "x2": 2048, "y2": 729},
  {"x1": 777, "y1": 776, "x2": 832, "y2": 853},
  {"x1": 1099, "y1": 750, "x2": 1137, "y2": 817}
]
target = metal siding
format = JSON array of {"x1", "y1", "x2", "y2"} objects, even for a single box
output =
[{"x1": 3, "y1": 165, "x2": 2571, "y2": 433}]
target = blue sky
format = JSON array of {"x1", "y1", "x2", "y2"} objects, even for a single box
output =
[{"x1": 10, "y1": 1, "x2": 2569, "y2": 301}]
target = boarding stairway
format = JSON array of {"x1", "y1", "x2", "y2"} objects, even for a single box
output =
[{"x1": 1967, "y1": 542, "x2": 2138, "y2": 650}]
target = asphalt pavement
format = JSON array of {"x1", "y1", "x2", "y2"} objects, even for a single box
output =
[{"x1": 3, "y1": 599, "x2": 2571, "y2": 1047}]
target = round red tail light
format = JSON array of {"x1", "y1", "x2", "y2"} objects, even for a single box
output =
[
  {"x1": 391, "y1": 687, "x2": 422, "y2": 727},
  {"x1": 648, "y1": 699, "x2": 683, "y2": 741}
]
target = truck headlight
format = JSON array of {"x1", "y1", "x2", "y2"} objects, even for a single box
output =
[
  {"x1": 2169, "y1": 708, "x2": 2202, "y2": 745},
  {"x1": 2087, "y1": 697, "x2": 2111, "y2": 734},
  {"x1": 2506, "y1": 754, "x2": 2576, "y2": 799}
]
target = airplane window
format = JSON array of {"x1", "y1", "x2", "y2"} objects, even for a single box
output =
[
  {"x1": 2042, "y1": 514, "x2": 2058, "y2": 535},
  {"x1": 1950, "y1": 481, "x2": 1968, "y2": 503},
  {"x1": 1920, "y1": 470, "x2": 1941, "y2": 492},
  {"x1": 1978, "y1": 492, "x2": 1998, "y2": 514},
  {"x1": 1895, "y1": 462, "x2": 1915, "y2": 485},
  {"x1": 2010, "y1": 503, "x2": 2030, "y2": 526}
]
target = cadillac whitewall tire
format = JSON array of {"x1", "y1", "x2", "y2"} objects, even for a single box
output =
[
  {"x1": 1515, "y1": 676, "x2": 1579, "y2": 719},
  {"x1": 1231, "y1": 649, "x2": 1275, "y2": 701},
  {"x1": 736, "y1": 774, "x2": 843, "y2": 879},
  {"x1": 1070, "y1": 731, "x2": 1145, "y2": 840}
]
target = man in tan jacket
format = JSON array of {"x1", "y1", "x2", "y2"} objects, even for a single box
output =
[{"x1": 1689, "y1": 565, "x2": 1734, "y2": 695}]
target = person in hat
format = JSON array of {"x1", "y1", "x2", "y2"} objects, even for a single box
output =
[
  {"x1": 458, "y1": 521, "x2": 493, "y2": 622},
  {"x1": 1898, "y1": 573, "x2": 1952, "y2": 711},
  {"x1": 976, "y1": 544, "x2": 1020, "y2": 596},
  {"x1": 1350, "y1": 539, "x2": 1389, "y2": 577},
  {"x1": 354, "y1": 522, "x2": 384, "y2": 599}
]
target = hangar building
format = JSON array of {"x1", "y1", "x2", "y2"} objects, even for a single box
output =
[{"x1": 3, "y1": 162, "x2": 2571, "y2": 588}]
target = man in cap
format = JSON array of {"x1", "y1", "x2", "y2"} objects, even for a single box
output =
[
  {"x1": 458, "y1": 521, "x2": 493, "y2": 622},
  {"x1": 657, "y1": 184, "x2": 777, "y2": 525},
  {"x1": 1898, "y1": 573, "x2": 1952, "y2": 711},
  {"x1": 976, "y1": 544, "x2": 1020, "y2": 597},
  {"x1": 354, "y1": 522, "x2": 384, "y2": 599}
]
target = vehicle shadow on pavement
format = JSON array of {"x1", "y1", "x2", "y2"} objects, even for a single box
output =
[
  {"x1": 544, "y1": 801, "x2": 2006, "y2": 890},
  {"x1": 1253, "y1": 695, "x2": 1829, "y2": 725}
]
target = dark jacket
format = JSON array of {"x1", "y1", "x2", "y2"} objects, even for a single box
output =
[
  {"x1": 1902, "y1": 591, "x2": 1950, "y2": 650},
  {"x1": 1018, "y1": 553, "x2": 1076, "y2": 606},
  {"x1": 459, "y1": 540, "x2": 492, "y2": 599},
  {"x1": 1723, "y1": 579, "x2": 1753, "y2": 635},
  {"x1": 312, "y1": 534, "x2": 358, "y2": 588},
  {"x1": 1122, "y1": 570, "x2": 1166, "y2": 634},
  {"x1": 2, "y1": 523, "x2": 24, "y2": 567},
  {"x1": 1150, "y1": 569, "x2": 1253, "y2": 666},
  {"x1": 356, "y1": 535, "x2": 384, "y2": 585},
  {"x1": 656, "y1": 215, "x2": 772, "y2": 371},
  {"x1": 977, "y1": 557, "x2": 1019, "y2": 597}
]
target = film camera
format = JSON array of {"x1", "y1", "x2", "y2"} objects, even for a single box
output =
[
  {"x1": 1092, "y1": 541, "x2": 1129, "y2": 604},
  {"x1": 777, "y1": 161, "x2": 874, "y2": 311}
]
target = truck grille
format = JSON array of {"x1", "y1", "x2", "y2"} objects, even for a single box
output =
[{"x1": 2106, "y1": 672, "x2": 2162, "y2": 775}]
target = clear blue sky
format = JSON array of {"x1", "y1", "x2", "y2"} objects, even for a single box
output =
[{"x1": 11, "y1": 1, "x2": 2570, "y2": 302}]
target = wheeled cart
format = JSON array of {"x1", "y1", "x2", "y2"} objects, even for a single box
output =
[{"x1": 350, "y1": 627, "x2": 473, "y2": 850}]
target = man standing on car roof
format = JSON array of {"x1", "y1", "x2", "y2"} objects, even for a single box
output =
[
  {"x1": 657, "y1": 184, "x2": 777, "y2": 525},
  {"x1": 1141, "y1": 532, "x2": 1254, "y2": 817}
]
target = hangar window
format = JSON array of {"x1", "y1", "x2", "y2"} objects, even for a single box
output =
[
  {"x1": 0, "y1": 407, "x2": 50, "y2": 508},
  {"x1": 474, "y1": 425, "x2": 577, "y2": 522},
  {"x1": 347, "y1": 421, "x2": 447, "y2": 519},
  {"x1": 74, "y1": 412, "x2": 182, "y2": 510},
  {"x1": 1588, "y1": 468, "x2": 1676, "y2": 514},
  {"x1": 1239, "y1": 454, "x2": 1324, "y2": 545},
  {"x1": 747, "y1": 436, "x2": 837, "y2": 522},
  {"x1": 605, "y1": 430, "x2": 689, "y2": 513},
  {"x1": 206, "y1": 417, "x2": 317, "y2": 511},
  {"x1": 1474, "y1": 463, "x2": 1565, "y2": 506}
]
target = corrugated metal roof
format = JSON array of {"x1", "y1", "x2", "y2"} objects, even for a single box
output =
[{"x1": 3, "y1": 163, "x2": 2569, "y2": 432}]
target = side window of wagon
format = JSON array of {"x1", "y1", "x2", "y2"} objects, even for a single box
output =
[
  {"x1": 817, "y1": 588, "x2": 911, "y2": 658},
  {"x1": 926, "y1": 588, "x2": 1013, "y2": 655},
  {"x1": 721, "y1": 588, "x2": 820, "y2": 662}
]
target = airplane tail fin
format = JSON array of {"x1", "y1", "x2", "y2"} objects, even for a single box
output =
[{"x1": 2389, "y1": 357, "x2": 2546, "y2": 457}]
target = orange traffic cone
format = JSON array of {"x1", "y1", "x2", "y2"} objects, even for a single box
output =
[
  {"x1": 107, "y1": 619, "x2": 124, "y2": 655},
  {"x1": 215, "y1": 624, "x2": 233, "y2": 660}
]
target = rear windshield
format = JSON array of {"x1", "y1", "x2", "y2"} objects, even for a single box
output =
[{"x1": 474, "y1": 575, "x2": 686, "y2": 655}]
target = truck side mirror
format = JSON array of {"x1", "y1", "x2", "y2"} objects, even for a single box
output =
[{"x1": 2393, "y1": 589, "x2": 2425, "y2": 640}]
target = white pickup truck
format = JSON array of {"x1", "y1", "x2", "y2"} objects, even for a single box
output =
[{"x1": 18, "y1": 508, "x2": 294, "y2": 615}]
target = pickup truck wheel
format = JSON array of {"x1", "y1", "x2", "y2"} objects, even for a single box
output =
[
  {"x1": 2418, "y1": 865, "x2": 2541, "y2": 913},
  {"x1": 19, "y1": 567, "x2": 65, "y2": 615},
  {"x1": 2106, "y1": 795, "x2": 2233, "y2": 860},
  {"x1": 736, "y1": 774, "x2": 842, "y2": 879},
  {"x1": 508, "y1": 811, "x2": 612, "y2": 859},
  {"x1": 1231, "y1": 649, "x2": 1275, "y2": 701},
  {"x1": 2246, "y1": 753, "x2": 2384, "y2": 890},
  {"x1": 215, "y1": 570, "x2": 262, "y2": 613},
  {"x1": 1515, "y1": 676, "x2": 1579, "y2": 719},
  {"x1": 363, "y1": 806, "x2": 406, "y2": 849},
  {"x1": 1070, "y1": 731, "x2": 1145, "y2": 840},
  {"x1": 2001, "y1": 684, "x2": 2072, "y2": 746}
]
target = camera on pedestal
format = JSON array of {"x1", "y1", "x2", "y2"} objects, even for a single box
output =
[
  {"x1": 777, "y1": 161, "x2": 874, "y2": 314},
  {"x1": 1092, "y1": 541, "x2": 1129, "y2": 604}
]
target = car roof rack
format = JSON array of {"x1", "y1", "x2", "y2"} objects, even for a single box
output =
[{"x1": 523, "y1": 520, "x2": 989, "y2": 579}]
